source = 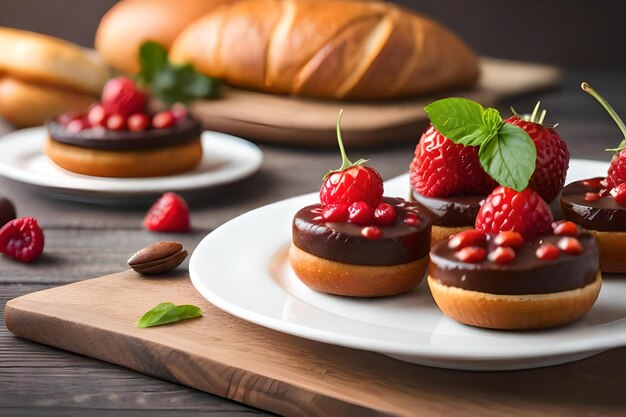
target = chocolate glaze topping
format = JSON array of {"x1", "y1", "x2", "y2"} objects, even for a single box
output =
[
  {"x1": 411, "y1": 190, "x2": 484, "y2": 227},
  {"x1": 430, "y1": 231, "x2": 599, "y2": 295},
  {"x1": 46, "y1": 117, "x2": 202, "y2": 151},
  {"x1": 560, "y1": 178, "x2": 626, "y2": 231},
  {"x1": 292, "y1": 197, "x2": 432, "y2": 266}
]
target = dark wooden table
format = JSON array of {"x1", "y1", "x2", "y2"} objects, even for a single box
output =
[{"x1": 2, "y1": 69, "x2": 625, "y2": 416}]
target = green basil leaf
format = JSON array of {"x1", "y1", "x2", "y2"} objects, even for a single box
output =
[
  {"x1": 138, "y1": 42, "x2": 169, "y2": 84},
  {"x1": 424, "y1": 98, "x2": 497, "y2": 146},
  {"x1": 479, "y1": 123, "x2": 536, "y2": 191},
  {"x1": 136, "y1": 302, "x2": 203, "y2": 328}
]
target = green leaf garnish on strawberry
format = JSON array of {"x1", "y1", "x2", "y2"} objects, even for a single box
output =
[{"x1": 424, "y1": 98, "x2": 536, "y2": 192}]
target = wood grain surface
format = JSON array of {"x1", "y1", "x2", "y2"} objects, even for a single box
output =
[
  {"x1": 2, "y1": 69, "x2": 626, "y2": 416},
  {"x1": 191, "y1": 58, "x2": 561, "y2": 147},
  {"x1": 5, "y1": 270, "x2": 626, "y2": 417}
]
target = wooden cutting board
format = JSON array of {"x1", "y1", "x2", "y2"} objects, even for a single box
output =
[
  {"x1": 190, "y1": 58, "x2": 561, "y2": 147},
  {"x1": 4, "y1": 270, "x2": 625, "y2": 417}
]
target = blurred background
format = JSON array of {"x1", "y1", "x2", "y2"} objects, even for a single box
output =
[{"x1": 1, "y1": 0, "x2": 624, "y2": 68}]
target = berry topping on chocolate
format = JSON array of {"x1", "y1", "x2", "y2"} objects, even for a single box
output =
[
  {"x1": 557, "y1": 237, "x2": 583, "y2": 255},
  {"x1": 552, "y1": 221, "x2": 578, "y2": 237},
  {"x1": 488, "y1": 246, "x2": 516, "y2": 264},
  {"x1": 347, "y1": 201, "x2": 375, "y2": 225},
  {"x1": 373, "y1": 203, "x2": 396, "y2": 226},
  {"x1": 475, "y1": 186, "x2": 553, "y2": 238},
  {"x1": 584, "y1": 192, "x2": 602, "y2": 202},
  {"x1": 454, "y1": 246, "x2": 486, "y2": 263},
  {"x1": 448, "y1": 229, "x2": 486, "y2": 250},
  {"x1": 321, "y1": 205, "x2": 349, "y2": 223},
  {"x1": 403, "y1": 212, "x2": 421, "y2": 226},
  {"x1": 361, "y1": 226, "x2": 382, "y2": 240},
  {"x1": 536, "y1": 243, "x2": 560, "y2": 260},
  {"x1": 493, "y1": 231, "x2": 524, "y2": 248}
]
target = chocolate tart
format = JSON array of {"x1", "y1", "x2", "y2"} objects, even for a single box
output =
[
  {"x1": 428, "y1": 229, "x2": 601, "y2": 329},
  {"x1": 561, "y1": 178, "x2": 626, "y2": 272},
  {"x1": 44, "y1": 117, "x2": 203, "y2": 178},
  {"x1": 410, "y1": 190, "x2": 485, "y2": 245},
  {"x1": 289, "y1": 197, "x2": 432, "y2": 297}
]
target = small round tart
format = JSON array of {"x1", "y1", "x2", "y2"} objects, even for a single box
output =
[
  {"x1": 45, "y1": 117, "x2": 203, "y2": 178},
  {"x1": 429, "y1": 228, "x2": 601, "y2": 329},
  {"x1": 290, "y1": 197, "x2": 432, "y2": 297},
  {"x1": 411, "y1": 190, "x2": 485, "y2": 245},
  {"x1": 561, "y1": 178, "x2": 626, "y2": 272}
]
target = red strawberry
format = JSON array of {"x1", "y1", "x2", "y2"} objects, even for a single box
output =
[
  {"x1": 101, "y1": 77, "x2": 147, "y2": 117},
  {"x1": 409, "y1": 124, "x2": 495, "y2": 197},
  {"x1": 143, "y1": 192, "x2": 190, "y2": 232},
  {"x1": 0, "y1": 217, "x2": 45, "y2": 262},
  {"x1": 319, "y1": 111, "x2": 383, "y2": 208},
  {"x1": 505, "y1": 104, "x2": 569, "y2": 202},
  {"x1": 475, "y1": 186, "x2": 552, "y2": 238}
]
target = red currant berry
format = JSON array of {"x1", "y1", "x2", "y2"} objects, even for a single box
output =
[
  {"x1": 557, "y1": 237, "x2": 583, "y2": 255},
  {"x1": 488, "y1": 246, "x2": 516, "y2": 264},
  {"x1": 66, "y1": 118, "x2": 88, "y2": 133},
  {"x1": 106, "y1": 114, "x2": 127, "y2": 131},
  {"x1": 361, "y1": 226, "x2": 382, "y2": 240},
  {"x1": 152, "y1": 111, "x2": 175, "y2": 129},
  {"x1": 492, "y1": 231, "x2": 524, "y2": 249},
  {"x1": 403, "y1": 212, "x2": 421, "y2": 226},
  {"x1": 454, "y1": 246, "x2": 486, "y2": 263},
  {"x1": 448, "y1": 229, "x2": 486, "y2": 250},
  {"x1": 87, "y1": 103, "x2": 108, "y2": 127},
  {"x1": 322, "y1": 205, "x2": 349, "y2": 222},
  {"x1": 128, "y1": 113, "x2": 150, "y2": 131},
  {"x1": 612, "y1": 183, "x2": 626, "y2": 206},
  {"x1": 584, "y1": 192, "x2": 602, "y2": 202},
  {"x1": 536, "y1": 243, "x2": 560, "y2": 260},
  {"x1": 374, "y1": 203, "x2": 396, "y2": 226},
  {"x1": 348, "y1": 201, "x2": 374, "y2": 225},
  {"x1": 552, "y1": 221, "x2": 578, "y2": 237}
]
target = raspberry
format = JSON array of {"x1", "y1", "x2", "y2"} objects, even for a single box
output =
[
  {"x1": 101, "y1": 77, "x2": 147, "y2": 117},
  {"x1": 0, "y1": 217, "x2": 44, "y2": 262},
  {"x1": 612, "y1": 183, "x2": 626, "y2": 205},
  {"x1": 347, "y1": 201, "x2": 374, "y2": 225},
  {"x1": 475, "y1": 186, "x2": 553, "y2": 238},
  {"x1": 87, "y1": 103, "x2": 108, "y2": 127},
  {"x1": 106, "y1": 114, "x2": 127, "y2": 131},
  {"x1": 128, "y1": 113, "x2": 150, "y2": 131},
  {"x1": 409, "y1": 124, "x2": 495, "y2": 197},
  {"x1": 322, "y1": 205, "x2": 349, "y2": 222},
  {"x1": 374, "y1": 203, "x2": 396, "y2": 226},
  {"x1": 152, "y1": 111, "x2": 175, "y2": 129},
  {"x1": 143, "y1": 192, "x2": 190, "y2": 232},
  {"x1": 320, "y1": 166, "x2": 383, "y2": 208},
  {"x1": 505, "y1": 116, "x2": 570, "y2": 202},
  {"x1": 606, "y1": 149, "x2": 626, "y2": 190}
]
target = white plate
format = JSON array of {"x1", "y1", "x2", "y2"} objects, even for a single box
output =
[
  {"x1": 0, "y1": 127, "x2": 263, "y2": 201},
  {"x1": 190, "y1": 159, "x2": 626, "y2": 371}
]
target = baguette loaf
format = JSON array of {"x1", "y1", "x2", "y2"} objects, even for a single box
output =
[
  {"x1": 95, "y1": 0, "x2": 237, "y2": 75},
  {"x1": 0, "y1": 27, "x2": 110, "y2": 95},
  {"x1": 169, "y1": 0, "x2": 479, "y2": 100}
]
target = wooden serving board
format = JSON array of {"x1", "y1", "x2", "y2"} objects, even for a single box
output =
[
  {"x1": 191, "y1": 58, "x2": 561, "y2": 147},
  {"x1": 5, "y1": 270, "x2": 626, "y2": 417}
]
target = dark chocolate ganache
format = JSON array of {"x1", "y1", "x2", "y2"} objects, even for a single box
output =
[
  {"x1": 292, "y1": 197, "x2": 432, "y2": 266},
  {"x1": 560, "y1": 178, "x2": 626, "y2": 231},
  {"x1": 411, "y1": 190, "x2": 484, "y2": 227},
  {"x1": 430, "y1": 231, "x2": 599, "y2": 295},
  {"x1": 46, "y1": 117, "x2": 202, "y2": 151}
]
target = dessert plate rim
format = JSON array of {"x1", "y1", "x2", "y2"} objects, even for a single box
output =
[
  {"x1": 189, "y1": 158, "x2": 626, "y2": 371},
  {"x1": 0, "y1": 126, "x2": 263, "y2": 197}
]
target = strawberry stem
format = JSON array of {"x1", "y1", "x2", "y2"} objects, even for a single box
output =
[
  {"x1": 336, "y1": 109, "x2": 353, "y2": 170},
  {"x1": 581, "y1": 82, "x2": 626, "y2": 150},
  {"x1": 530, "y1": 101, "x2": 541, "y2": 123}
]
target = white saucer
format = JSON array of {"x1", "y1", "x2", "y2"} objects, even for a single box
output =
[
  {"x1": 0, "y1": 127, "x2": 263, "y2": 201},
  {"x1": 190, "y1": 159, "x2": 626, "y2": 371}
]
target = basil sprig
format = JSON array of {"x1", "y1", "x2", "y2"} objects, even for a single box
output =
[
  {"x1": 136, "y1": 302, "x2": 203, "y2": 328},
  {"x1": 136, "y1": 41, "x2": 220, "y2": 104},
  {"x1": 424, "y1": 98, "x2": 536, "y2": 191}
]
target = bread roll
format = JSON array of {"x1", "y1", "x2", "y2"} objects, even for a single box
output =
[
  {"x1": 0, "y1": 77, "x2": 95, "y2": 127},
  {"x1": 170, "y1": 0, "x2": 479, "y2": 100},
  {"x1": 0, "y1": 27, "x2": 110, "y2": 95},
  {"x1": 95, "y1": 0, "x2": 236, "y2": 74}
]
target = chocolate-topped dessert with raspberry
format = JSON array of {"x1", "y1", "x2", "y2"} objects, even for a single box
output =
[
  {"x1": 45, "y1": 77, "x2": 202, "y2": 178},
  {"x1": 410, "y1": 99, "x2": 569, "y2": 245},
  {"x1": 289, "y1": 111, "x2": 432, "y2": 297},
  {"x1": 561, "y1": 83, "x2": 626, "y2": 272},
  {"x1": 429, "y1": 186, "x2": 601, "y2": 330}
]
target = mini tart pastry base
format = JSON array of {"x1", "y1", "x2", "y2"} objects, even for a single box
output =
[
  {"x1": 289, "y1": 244, "x2": 428, "y2": 297},
  {"x1": 431, "y1": 225, "x2": 471, "y2": 247},
  {"x1": 589, "y1": 230, "x2": 626, "y2": 273},
  {"x1": 44, "y1": 136, "x2": 203, "y2": 178},
  {"x1": 428, "y1": 273, "x2": 602, "y2": 330}
]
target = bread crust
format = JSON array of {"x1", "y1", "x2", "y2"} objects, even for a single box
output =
[
  {"x1": 588, "y1": 230, "x2": 626, "y2": 273},
  {"x1": 428, "y1": 274, "x2": 602, "y2": 330},
  {"x1": 95, "y1": 0, "x2": 235, "y2": 74},
  {"x1": 44, "y1": 136, "x2": 203, "y2": 178},
  {"x1": 0, "y1": 27, "x2": 110, "y2": 95},
  {"x1": 170, "y1": 0, "x2": 479, "y2": 100},
  {"x1": 0, "y1": 77, "x2": 95, "y2": 128},
  {"x1": 288, "y1": 243, "x2": 428, "y2": 297}
]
